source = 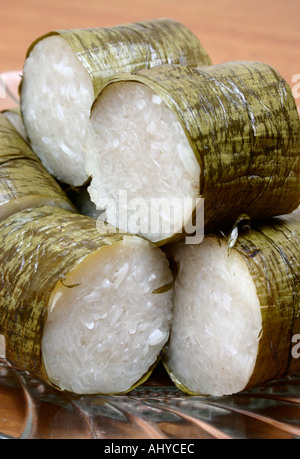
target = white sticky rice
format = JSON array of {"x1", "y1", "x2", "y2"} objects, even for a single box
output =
[
  {"x1": 164, "y1": 238, "x2": 262, "y2": 396},
  {"x1": 21, "y1": 35, "x2": 94, "y2": 186},
  {"x1": 42, "y1": 236, "x2": 174, "y2": 394},
  {"x1": 84, "y1": 82, "x2": 200, "y2": 244}
]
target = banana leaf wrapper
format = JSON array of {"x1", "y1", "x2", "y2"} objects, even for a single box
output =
[
  {"x1": 101, "y1": 61, "x2": 300, "y2": 236},
  {"x1": 0, "y1": 113, "x2": 75, "y2": 220},
  {"x1": 0, "y1": 206, "x2": 173, "y2": 394},
  {"x1": 21, "y1": 18, "x2": 212, "y2": 99},
  {"x1": 234, "y1": 211, "x2": 300, "y2": 388},
  {"x1": 163, "y1": 210, "x2": 300, "y2": 395}
]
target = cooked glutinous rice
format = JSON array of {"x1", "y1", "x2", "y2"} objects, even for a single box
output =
[
  {"x1": 164, "y1": 238, "x2": 262, "y2": 396},
  {"x1": 21, "y1": 35, "x2": 94, "y2": 186},
  {"x1": 84, "y1": 82, "x2": 200, "y2": 244},
  {"x1": 42, "y1": 235, "x2": 173, "y2": 394}
]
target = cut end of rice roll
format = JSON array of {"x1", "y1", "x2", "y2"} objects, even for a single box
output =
[
  {"x1": 85, "y1": 61, "x2": 300, "y2": 242},
  {"x1": 84, "y1": 81, "x2": 200, "y2": 245},
  {"x1": 84, "y1": 60, "x2": 300, "y2": 244},
  {"x1": 21, "y1": 35, "x2": 94, "y2": 186},
  {"x1": 163, "y1": 238, "x2": 262, "y2": 396},
  {"x1": 0, "y1": 204, "x2": 173, "y2": 395},
  {"x1": 42, "y1": 235, "x2": 173, "y2": 394},
  {"x1": 20, "y1": 19, "x2": 211, "y2": 187}
]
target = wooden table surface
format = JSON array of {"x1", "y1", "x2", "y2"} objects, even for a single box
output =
[{"x1": 1, "y1": 0, "x2": 299, "y2": 90}]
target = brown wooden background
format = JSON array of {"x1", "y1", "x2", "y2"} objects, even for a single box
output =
[{"x1": 0, "y1": 0, "x2": 300, "y2": 109}]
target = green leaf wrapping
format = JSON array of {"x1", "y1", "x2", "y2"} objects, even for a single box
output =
[
  {"x1": 21, "y1": 18, "x2": 212, "y2": 98},
  {"x1": 163, "y1": 210, "x2": 300, "y2": 394},
  {"x1": 0, "y1": 113, "x2": 75, "y2": 219},
  {"x1": 231, "y1": 211, "x2": 300, "y2": 389},
  {"x1": 102, "y1": 61, "x2": 300, "y2": 234}
]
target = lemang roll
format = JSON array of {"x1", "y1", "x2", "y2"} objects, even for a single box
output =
[
  {"x1": 84, "y1": 61, "x2": 300, "y2": 245},
  {"x1": 0, "y1": 113, "x2": 74, "y2": 220},
  {"x1": 162, "y1": 210, "x2": 300, "y2": 396},
  {"x1": 20, "y1": 18, "x2": 212, "y2": 186},
  {"x1": 0, "y1": 206, "x2": 173, "y2": 395}
]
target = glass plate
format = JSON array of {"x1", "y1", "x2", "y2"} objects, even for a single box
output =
[
  {"x1": 0, "y1": 72, "x2": 300, "y2": 440},
  {"x1": 0, "y1": 358, "x2": 300, "y2": 440}
]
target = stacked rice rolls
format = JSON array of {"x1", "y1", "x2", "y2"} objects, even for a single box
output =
[
  {"x1": 20, "y1": 19, "x2": 211, "y2": 186},
  {"x1": 0, "y1": 19, "x2": 298, "y2": 396}
]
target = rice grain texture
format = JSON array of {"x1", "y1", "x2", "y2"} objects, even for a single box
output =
[
  {"x1": 20, "y1": 19, "x2": 211, "y2": 186},
  {"x1": 0, "y1": 206, "x2": 174, "y2": 394},
  {"x1": 163, "y1": 211, "x2": 300, "y2": 396}
]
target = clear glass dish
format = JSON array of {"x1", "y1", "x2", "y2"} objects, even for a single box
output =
[{"x1": 0, "y1": 357, "x2": 299, "y2": 439}]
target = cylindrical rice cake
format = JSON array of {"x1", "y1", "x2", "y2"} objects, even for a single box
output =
[
  {"x1": 84, "y1": 61, "x2": 300, "y2": 245},
  {"x1": 0, "y1": 206, "x2": 174, "y2": 395}
]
